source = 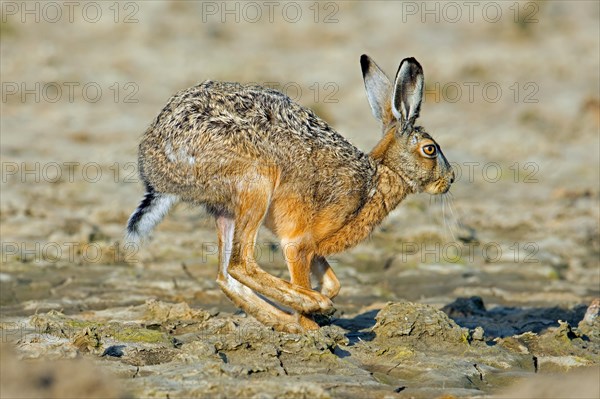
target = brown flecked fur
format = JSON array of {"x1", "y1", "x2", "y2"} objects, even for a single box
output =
[{"x1": 126, "y1": 55, "x2": 454, "y2": 332}]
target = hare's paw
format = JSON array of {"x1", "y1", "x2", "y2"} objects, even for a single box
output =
[
  {"x1": 267, "y1": 314, "x2": 319, "y2": 333},
  {"x1": 271, "y1": 319, "x2": 304, "y2": 334},
  {"x1": 295, "y1": 288, "x2": 335, "y2": 315},
  {"x1": 296, "y1": 313, "x2": 320, "y2": 331}
]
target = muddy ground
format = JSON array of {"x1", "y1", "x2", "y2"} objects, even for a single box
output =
[{"x1": 1, "y1": 1, "x2": 599, "y2": 398}]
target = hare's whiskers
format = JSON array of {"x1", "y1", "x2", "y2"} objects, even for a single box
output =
[{"x1": 442, "y1": 194, "x2": 457, "y2": 243}]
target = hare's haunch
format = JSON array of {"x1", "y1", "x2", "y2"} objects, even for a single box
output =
[{"x1": 126, "y1": 55, "x2": 454, "y2": 332}]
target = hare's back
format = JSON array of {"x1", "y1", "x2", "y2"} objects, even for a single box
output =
[
  {"x1": 149, "y1": 81, "x2": 369, "y2": 162},
  {"x1": 141, "y1": 81, "x2": 375, "y2": 204}
]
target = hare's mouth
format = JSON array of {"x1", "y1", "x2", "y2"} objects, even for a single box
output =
[{"x1": 425, "y1": 180, "x2": 451, "y2": 195}]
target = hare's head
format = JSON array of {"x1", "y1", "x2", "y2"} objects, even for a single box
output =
[{"x1": 361, "y1": 55, "x2": 454, "y2": 194}]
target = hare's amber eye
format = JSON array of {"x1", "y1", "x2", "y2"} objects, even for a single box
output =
[{"x1": 422, "y1": 144, "x2": 437, "y2": 157}]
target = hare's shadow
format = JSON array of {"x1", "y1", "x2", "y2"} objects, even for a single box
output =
[
  {"x1": 441, "y1": 296, "x2": 589, "y2": 339},
  {"x1": 331, "y1": 309, "x2": 379, "y2": 348}
]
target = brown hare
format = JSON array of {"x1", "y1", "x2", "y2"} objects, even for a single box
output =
[{"x1": 126, "y1": 55, "x2": 454, "y2": 333}]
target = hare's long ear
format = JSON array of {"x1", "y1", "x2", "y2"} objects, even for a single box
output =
[
  {"x1": 361, "y1": 54, "x2": 392, "y2": 122},
  {"x1": 391, "y1": 57, "x2": 424, "y2": 127}
]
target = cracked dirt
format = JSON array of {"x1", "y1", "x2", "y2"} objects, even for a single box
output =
[{"x1": 1, "y1": 2, "x2": 599, "y2": 398}]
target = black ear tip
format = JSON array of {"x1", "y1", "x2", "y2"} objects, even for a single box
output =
[
  {"x1": 402, "y1": 57, "x2": 423, "y2": 70},
  {"x1": 360, "y1": 54, "x2": 371, "y2": 75},
  {"x1": 360, "y1": 54, "x2": 370, "y2": 67}
]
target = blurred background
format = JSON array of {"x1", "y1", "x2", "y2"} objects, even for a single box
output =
[{"x1": 1, "y1": 1, "x2": 599, "y2": 398}]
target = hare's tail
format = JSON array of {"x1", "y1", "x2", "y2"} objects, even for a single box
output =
[{"x1": 126, "y1": 184, "x2": 178, "y2": 244}]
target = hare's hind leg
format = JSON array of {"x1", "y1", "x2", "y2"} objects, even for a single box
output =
[
  {"x1": 214, "y1": 216, "x2": 301, "y2": 333},
  {"x1": 226, "y1": 181, "x2": 334, "y2": 316}
]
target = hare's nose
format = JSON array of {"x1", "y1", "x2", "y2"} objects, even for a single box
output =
[{"x1": 450, "y1": 170, "x2": 455, "y2": 184}]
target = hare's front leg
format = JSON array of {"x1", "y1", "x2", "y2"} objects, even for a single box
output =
[
  {"x1": 281, "y1": 238, "x2": 321, "y2": 330},
  {"x1": 226, "y1": 180, "x2": 334, "y2": 317},
  {"x1": 214, "y1": 216, "x2": 301, "y2": 333},
  {"x1": 311, "y1": 256, "x2": 340, "y2": 299}
]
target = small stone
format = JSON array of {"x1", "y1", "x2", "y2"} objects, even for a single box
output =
[
  {"x1": 472, "y1": 326, "x2": 485, "y2": 341},
  {"x1": 578, "y1": 298, "x2": 600, "y2": 341},
  {"x1": 101, "y1": 345, "x2": 126, "y2": 358},
  {"x1": 582, "y1": 298, "x2": 599, "y2": 325}
]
